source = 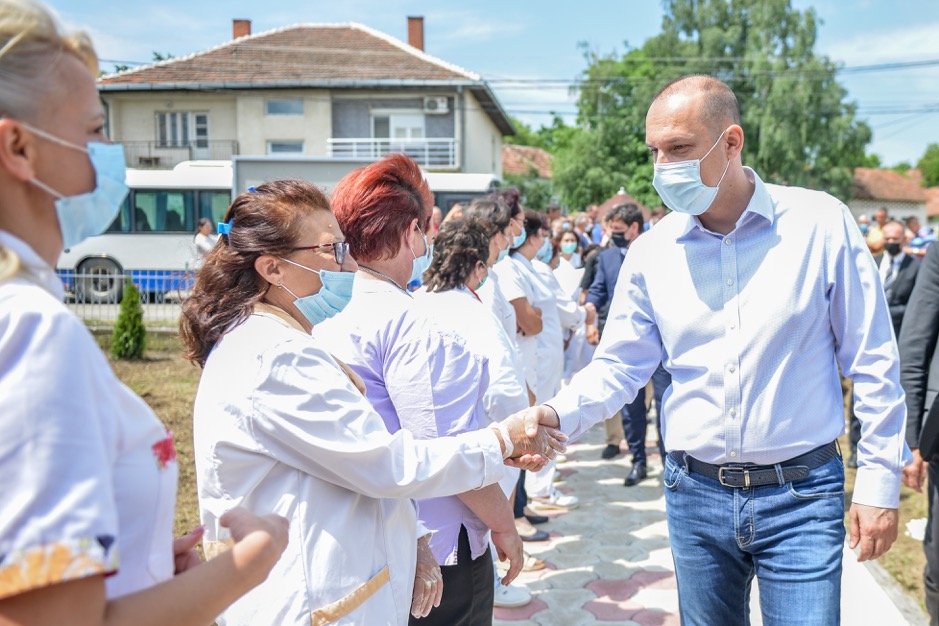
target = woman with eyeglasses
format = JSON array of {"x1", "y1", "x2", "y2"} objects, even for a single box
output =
[
  {"x1": 0, "y1": 2, "x2": 288, "y2": 624},
  {"x1": 179, "y1": 178, "x2": 564, "y2": 625}
]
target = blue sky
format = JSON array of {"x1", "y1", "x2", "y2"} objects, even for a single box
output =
[{"x1": 53, "y1": 0, "x2": 939, "y2": 166}]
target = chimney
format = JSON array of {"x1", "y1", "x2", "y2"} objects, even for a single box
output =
[
  {"x1": 407, "y1": 16, "x2": 424, "y2": 51},
  {"x1": 233, "y1": 19, "x2": 251, "y2": 40}
]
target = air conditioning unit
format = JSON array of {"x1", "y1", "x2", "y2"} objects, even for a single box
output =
[{"x1": 423, "y1": 96, "x2": 449, "y2": 114}]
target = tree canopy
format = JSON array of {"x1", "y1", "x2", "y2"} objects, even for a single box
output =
[
  {"x1": 551, "y1": 0, "x2": 872, "y2": 208},
  {"x1": 918, "y1": 143, "x2": 939, "y2": 187}
]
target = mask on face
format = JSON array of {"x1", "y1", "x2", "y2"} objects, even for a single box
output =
[
  {"x1": 513, "y1": 229, "x2": 527, "y2": 248},
  {"x1": 652, "y1": 127, "x2": 731, "y2": 216},
  {"x1": 610, "y1": 232, "x2": 630, "y2": 248},
  {"x1": 885, "y1": 242, "x2": 902, "y2": 257},
  {"x1": 859, "y1": 223, "x2": 870, "y2": 235},
  {"x1": 23, "y1": 122, "x2": 128, "y2": 249},
  {"x1": 496, "y1": 245, "x2": 509, "y2": 263},
  {"x1": 561, "y1": 241, "x2": 578, "y2": 255},
  {"x1": 279, "y1": 258, "x2": 355, "y2": 326},
  {"x1": 536, "y1": 238, "x2": 553, "y2": 263},
  {"x1": 409, "y1": 227, "x2": 432, "y2": 284}
]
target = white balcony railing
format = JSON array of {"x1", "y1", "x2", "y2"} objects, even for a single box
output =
[{"x1": 328, "y1": 138, "x2": 458, "y2": 169}]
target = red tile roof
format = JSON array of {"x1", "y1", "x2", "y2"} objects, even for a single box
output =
[
  {"x1": 98, "y1": 23, "x2": 478, "y2": 86},
  {"x1": 852, "y1": 167, "x2": 928, "y2": 203},
  {"x1": 597, "y1": 188, "x2": 651, "y2": 222},
  {"x1": 502, "y1": 144, "x2": 553, "y2": 178},
  {"x1": 927, "y1": 187, "x2": 939, "y2": 218}
]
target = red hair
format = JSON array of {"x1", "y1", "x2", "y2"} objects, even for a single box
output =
[{"x1": 331, "y1": 154, "x2": 434, "y2": 263}]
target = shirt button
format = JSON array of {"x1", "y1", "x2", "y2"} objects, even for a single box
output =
[
  {"x1": 730, "y1": 409, "x2": 737, "y2": 417},
  {"x1": 725, "y1": 238, "x2": 733, "y2": 245},
  {"x1": 726, "y1": 279, "x2": 734, "y2": 286},
  {"x1": 730, "y1": 451, "x2": 737, "y2": 458},
  {"x1": 728, "y1": 364, "x2": 736, "y2": 373},
  {"x1": 730, "y1": 323, "x2": 736, "y2": 330}
]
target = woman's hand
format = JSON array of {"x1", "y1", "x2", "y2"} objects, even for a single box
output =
[
  {"x1": 410, "y1": 535, "x2": 443, "y2": 619},
  {"x1": 173, "y1": 525, "x2": 205, "y2": 574},
  {"x1": 220, "y1": 508, "x2": 289, "y2": 587}
]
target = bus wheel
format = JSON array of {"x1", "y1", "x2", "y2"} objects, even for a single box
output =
[{"x1": 77, "y1": 258, "x2": 123, "y2": 304}]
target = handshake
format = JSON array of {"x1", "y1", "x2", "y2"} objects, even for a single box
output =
[{"x1": 490, "y1": 405, "x2": 567, "y2": 471}]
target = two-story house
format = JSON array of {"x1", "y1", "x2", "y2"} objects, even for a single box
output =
[{"x1": 97, "y1": 17, "x2": 514, "y2": 175}]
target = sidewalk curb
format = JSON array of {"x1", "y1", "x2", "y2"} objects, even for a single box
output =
[{"x1": 855, "y1": 549, "x2": 930, "y2": 625}]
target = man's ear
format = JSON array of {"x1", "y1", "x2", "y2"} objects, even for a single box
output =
[
  {"x1": 254, "y1": 254, "x2": 284, "y2": 287},
  {"x1": 726, "y1": 124, "x2": 744, "y2": 160},
  {"x1": 0, "y1": 118, "x2": 39, "y2": 183}
]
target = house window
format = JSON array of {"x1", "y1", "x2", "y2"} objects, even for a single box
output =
[
  {"x1": 266, "y1": 99, "x2": 304, "y2": 116},
  {"x1": 371, "y1": 112, "x2": 425, "y2": 140},
  {"x1": 267, "y1": 141, "x2": 304, "y2": 155},
  {"x1": 156, "y1": 112, "x2": 209, "y2": 148}
]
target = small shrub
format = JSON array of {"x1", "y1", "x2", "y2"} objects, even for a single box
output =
[{"x1": 111, "y1": 278, "x2": 147, "y2": 359}]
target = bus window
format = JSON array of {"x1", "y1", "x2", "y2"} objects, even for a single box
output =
[
  {"x1": 199, "y1": 190, "x2": 232, "y2": 225},
  {"x1": 133, "y1": 190, "x2": 195, "y2": 232},
  {"x1": 107, "y1": 196, "x2": 132, "y2": 233}
]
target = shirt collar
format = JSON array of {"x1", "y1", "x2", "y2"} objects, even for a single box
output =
[
  {"x1": 353, "y1": 269, "x2": 412, "y2": 298},
  {"x1": 676, "y1": 167, "x2": 775, "y2": 240},
  {"x1": 0, "y1": 230, "x2": 64, "y2": 299},
  {"x1": 511, "y1": 252, "x2": 534, "y2": 271}
]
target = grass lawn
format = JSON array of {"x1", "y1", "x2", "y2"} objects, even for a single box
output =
[{"x1": 99, "y1": 332, "x2": 930, "y2": 609}]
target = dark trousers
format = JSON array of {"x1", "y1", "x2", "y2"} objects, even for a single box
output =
[
  {"x1": 925, "y1": 464, "x2": 939, "y2": 625},
  {"x1": 622, "y1": 363, "x2": 671, "y2": 465},
  {"x1": 513, "y1": 470, "x2": 526, "y2": 518},
  {"x1": 410, "y1": 526, "x2": 494, "y2": 626}
]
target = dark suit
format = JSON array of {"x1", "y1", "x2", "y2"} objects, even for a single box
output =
[
  {"x1": 586, "y1": 245, "x2": 671, "y2": 465},
  {"x1": 898, "y1": 243, "x2": 939, "y2": 621},
  {"x1": 873, "y1": 252, "x2": 922, "y2": 336}
]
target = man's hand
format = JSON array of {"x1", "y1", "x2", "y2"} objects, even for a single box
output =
[
  {"x1": 491, "y1": 528, "x2": 524, "y2": 585},
  {"x1": 410, "y1": 536, "x2": 443, "y2": 619},
  {"x1": 902, "y1": 448, "x2": 928, "y2": 493},
  {"x1": 498, "y1": 407, "x2": 566, "y2": 469},
  {"x1": 849, "y1": 503, "x2": 899, "y2": 561},
  {"x1": 173, "y1": 525, "x2": 205, "y2": 574},
  {"x1": 586, "y1": 323, "x2": 600, "y2": 346}
]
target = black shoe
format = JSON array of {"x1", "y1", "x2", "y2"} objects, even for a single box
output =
[
  {"x1": 624, "y1": 463, "x2": 648, "y2": 487},
  {"x1": 520, "y1": 529, "x2": 550, "y2": 542},
  {"x1": 525, "y1": 513, "x2": 549, "y2": 525},
  {"x1": 601, "y1": 444, "x2": 620, "y2": 460}
]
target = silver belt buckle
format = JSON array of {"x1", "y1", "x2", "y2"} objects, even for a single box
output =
[{"x1": 718, "y1": 466, "x2": 751, "y2": 488}]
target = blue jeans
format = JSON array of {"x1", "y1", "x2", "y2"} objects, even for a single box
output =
[{"x1": 663, "y1": 453, "x2": 845, "y2": 626}]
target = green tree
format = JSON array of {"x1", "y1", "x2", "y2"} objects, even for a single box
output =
[
  {"x1": 111, "y1": 279, "x2": 147, "y2": 359},
  {"x1": 553, "y1": 0, "x2": 871, "y2": 207},
  {"x1": 504, "y1": 168, "x2": 554, "y2": 210},
  {"x1": 917, "y1": 143, "x2": 939, "y2": 187}
]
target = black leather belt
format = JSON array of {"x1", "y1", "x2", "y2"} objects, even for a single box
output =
[{"x1": 671, "y1": 441, "x2": 840, "y2": 489}]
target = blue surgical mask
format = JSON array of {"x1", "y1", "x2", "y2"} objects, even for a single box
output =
[
  {"x1": 279, "y1": 258, "x2": 355, "y2": 326},
  {"x1": 24, "y1": 123, "x2": 128, "y2": 249},
  {"x1": 859, "y1": 223, "x2": 870, "y2": 234},
  {"x1": 513, "y1": 229, "x2": 527, "y2": 248},
  {"x1": 560, "y1": 241, "x2": 578, "y2": 255},
  {"x1": 410, "y1": 227, "x2": 432, "y2": 284},
  {"x1": 536, "y1": 238, "x2": 553, "y2": 263},
  {"x1": 652, "y1": 127, "x2": 730, "y2": 216},
  {"x1": 496, "y1": 246, "x2": 509, "y2": 263}
]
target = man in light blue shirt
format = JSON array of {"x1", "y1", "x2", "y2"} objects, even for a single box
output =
[{"x1": 520, "y1": 75, "x2": 908, "y2": 624}]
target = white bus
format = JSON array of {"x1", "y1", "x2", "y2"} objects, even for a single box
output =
[
  {"x1": 57, "y1": 158, "x2": 499, "y2": 302},
  {"x1": 57, "y1": 160, "x2": 232, "y2": 302}
]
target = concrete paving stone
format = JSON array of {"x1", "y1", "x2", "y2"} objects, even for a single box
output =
[
  {"x1": 539, "y1": 588, "x2": 598, "y2": 610},
  {"x1": 632, "y1": 588, "x2": 680, "y2": 613},
  {"x1": 535, "y1": 567, "x2": 600, "y2": 589},
  {"x1": 531, "y1": 606, "x2": 597, "y2": 626},
  {"x1": 493, "y1": 598, "x2": 549, "y2": 623},
  {"x1": 590, "y1": 561, "x2": 646, "y2": 580}
]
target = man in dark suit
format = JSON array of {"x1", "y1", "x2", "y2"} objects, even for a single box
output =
[
  {"x1": 584, "y1": 203, "x2": 671, "y2": 486},
  {"x1": 850, "y1": 220, "x2": 922, "y2": 464},
  {"x1": 899, "y1": 241, "x2": 939, "y2": 622},
  {"x1": 875, "y1": 220, "x2": 922, "y2": 336}
]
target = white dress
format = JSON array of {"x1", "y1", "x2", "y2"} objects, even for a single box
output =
[
  {"x1": 194, "y1": 307, "x2": 506, "y2": 625},
  {"x1": 0, "y1": 232, "x2": 177, "y2": 601}
]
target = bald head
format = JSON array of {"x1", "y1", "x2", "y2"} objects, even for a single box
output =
[{"x1": 651, "y1": 75, "x2": 740, "y2": 135}]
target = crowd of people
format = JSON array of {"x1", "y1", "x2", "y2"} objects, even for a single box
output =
[{"x1": 2, "y1": 1, "x2": 938, "y2": 625}]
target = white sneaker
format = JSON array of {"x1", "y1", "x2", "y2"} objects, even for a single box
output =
[
  {"x1": 494, "y1": 583, "x2": 532, "y2": 608},
  {"x1": 530, "y1": 493, "x2": 579, "y2": 511}
]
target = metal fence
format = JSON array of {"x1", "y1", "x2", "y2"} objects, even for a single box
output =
[{"x1": 59, "y1": 270, "x2": 192, "y2": 331}]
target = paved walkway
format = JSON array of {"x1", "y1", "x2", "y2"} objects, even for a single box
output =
[{"x1": 494, "y1": 424, "x2": 929, "y2": 626}]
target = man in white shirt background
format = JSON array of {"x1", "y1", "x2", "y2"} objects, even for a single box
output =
[{"x1": 518, "y1": 74, "x2": 908, "y2": 625}]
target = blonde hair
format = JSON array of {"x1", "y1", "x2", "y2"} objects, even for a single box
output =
[{"x1": 0, "y1": 0, "x2": 97, "y2": 281}]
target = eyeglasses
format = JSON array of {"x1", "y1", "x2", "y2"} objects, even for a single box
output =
[{"x1": 291, "y1": 241, "x2": 349, "y2": 265}]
